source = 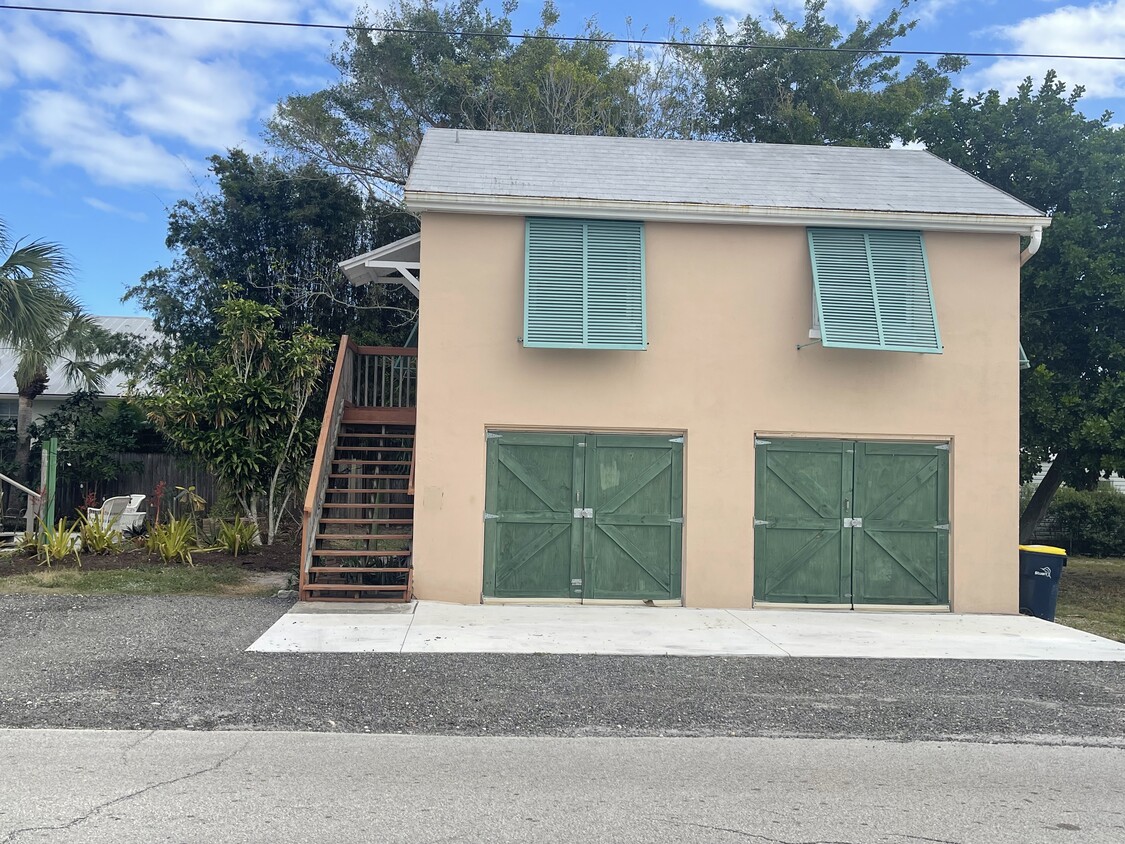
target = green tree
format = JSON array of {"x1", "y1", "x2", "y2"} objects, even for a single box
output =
[
  {"x1": 30, "y1": 392, "x2": 156, "y2": 495},
  {"x1": 124, "y1": 150, "x2": 418, "y2": 348},
  {"x1": 694, "y1": 0, "x2": 965, "y2": 146},
  {"x1": 915, "y1": 72, "x2": 1125, "y2": 540},
  {"x1": 267, "y1": 0, "x2": 681, "y2": 196},
  {"x1": 13, "y1": 311, "x2": 119, "y2": 483},
  {"x1": 144, "y1": 295, "x2": 334, "y2": 544},
  {"x1": 0, "y1": 217, "x2": 76, "y2": 349}
]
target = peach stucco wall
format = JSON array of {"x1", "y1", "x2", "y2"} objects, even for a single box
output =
[{"x1": 412, "y1": 211, "x2": 1021, "y2": 612}]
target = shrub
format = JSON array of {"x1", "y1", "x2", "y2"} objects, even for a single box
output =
[
  {"x1": 77, "y1": 513, "x2": 124, "y2": 555},
  {"x1": 214, "y1": 518, "x2": 258, "y2": 557},
  {"x1": 1047, "y1": 486, "x2": 1125, "y2": 557},
  {"x1": 145, "y1": 516, "x2": 198, "y2": 566},
  {"x1": 38, "y1": 519, "x2": 81, "y2": 568}
]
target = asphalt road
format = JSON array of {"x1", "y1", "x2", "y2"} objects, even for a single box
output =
[
  {"x1": 2, "y1": 596, "x2": 1125, "y2": 741},
  {"x1": 2, "y1": 730, "x2": 1123, "y2": 843}
]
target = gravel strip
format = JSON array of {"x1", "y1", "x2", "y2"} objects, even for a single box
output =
[{"x1": 2, "y1": 595, "x2": 1124, "y2": 741}]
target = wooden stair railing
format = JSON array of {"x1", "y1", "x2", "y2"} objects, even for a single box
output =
[{"x1": 299, "y1": 335, "x2": 352, "y2": 595}]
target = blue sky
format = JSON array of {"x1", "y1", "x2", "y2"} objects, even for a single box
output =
[{"x1": 1, "y1": 0, "x2": 1124, "y2": 318}]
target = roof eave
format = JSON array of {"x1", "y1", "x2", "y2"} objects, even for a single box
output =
[{"x1": 404, "y1": 192, "x2": 1051, "y2": 235}]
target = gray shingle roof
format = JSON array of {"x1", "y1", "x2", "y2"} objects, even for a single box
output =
[
  {"x1": 405, "y1": 129, "x2": 1045, "y2": 220},
  {"x1": 0, "y1": 316, "x2": 157, "y2": 399}
]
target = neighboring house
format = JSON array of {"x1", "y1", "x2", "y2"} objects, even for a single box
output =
[
  {"x1": 307, "y1": 129, "x2": 1049, "y2": 614},
  {"x1": 0, "y1": 316, "x2": 156, "y2": 424}
]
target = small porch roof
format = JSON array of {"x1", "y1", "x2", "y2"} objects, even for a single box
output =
[{"x1": 339, "y1": 233, "x2": 420, "y2": 296}]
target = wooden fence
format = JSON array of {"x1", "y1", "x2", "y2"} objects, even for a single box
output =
[{"x1": 55, "y1": 452, "x2": 219, "y2": 517}]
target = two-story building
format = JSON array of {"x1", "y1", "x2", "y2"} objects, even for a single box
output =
[{"x1": 306, "y1": 129, "x2": 1049, "y2": 614}]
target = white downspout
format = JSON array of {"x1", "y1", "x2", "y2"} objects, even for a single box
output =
[{"x1": 1020, "y1": 225, "x2": 1043, "y2": 266}]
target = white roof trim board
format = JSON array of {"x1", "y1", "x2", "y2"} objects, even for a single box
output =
[{"x1": 405, "y1": 130, "x2": 1050, "y2": 234}]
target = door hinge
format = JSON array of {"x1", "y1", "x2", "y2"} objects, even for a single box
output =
[
  {"x1": 754, "y1": 519, "x2": 770, "y2": 526},
  {"x1": 669, "y1": 436, "x2": 684, "y2": 443},
  {"x1": 935, "y1": 523, "x2": 950, "y2": 531},
  {"x1": 573, "y1": 508, "x2": 594, "y2": 519},
  {"x1": 483, "y1": 512, "x2": 499, "y2": 520},
  {"x1": 935, "y1": 443, "x2": 950, "y2": 450},
  {"x1": 669, "y1": 517, "x2": 684, "y2": 524},
  {"x1": 486, "y1": 432, "x2": 503, "y2": 440},
  {"x1": 843, "y1": 517, "x2": 864, "y2": 528},
  {"x1": 755, "y1": 438, "x2": 771, "y2": 446}
]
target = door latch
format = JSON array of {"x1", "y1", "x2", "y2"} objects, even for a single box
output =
[
  {"x1": 573, "y1": 508, "x2": 594, "y2": 519},
  {"x1": 843, "y1": 517, "x2": 864, "y2": 528}
]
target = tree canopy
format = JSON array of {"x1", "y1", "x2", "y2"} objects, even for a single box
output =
[
  {"x1": 916, "y1": 72, "x2": 1125, "y2": 538},
  {"x1": 125, "y1": 150, "x2": 417, "y2": 348}
]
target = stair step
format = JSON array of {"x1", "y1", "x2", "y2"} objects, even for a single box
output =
[
  {"x1": 308, "y1": 569, "x2": 414, "y2": 576},
  {"x1": 330, "y1": 463, "x2": 416, "y2": 470},
  {"x1": 327, "y1": 473, "x2": 407, "y2": 480},
  {"x1": 317, "y1": 501, "x2": 414, "y2": 508},
  {"x1": 332, "y1": 446, "x2": 414, "y2": 452},
  {"x1": 315, "y1": 534, "x2": 413, "y2": 541},
  {"x1": 318, "y1": 518, "x2": 413, "y2": 525},
  {"x1": 299, "y1": 589, "x2": 414, "y2": 594},
  {"x1": 311, "y1": 549, "x2": 409, "y2": 557},
  {"x1": 299, "y1": 593, "x2": 410, "y2": 602}
]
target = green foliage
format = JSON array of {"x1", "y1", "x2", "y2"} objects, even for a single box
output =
[
  {"x1": 37, "y1": 519, "x2": 80, "y2": 568},
  {"x1": 124, "y1": 150, "x2": 417, "y2": 348},
  {"x1": 144, "y1": 294, "x2": 333, "y2": 544},
  {"x1": 0, "y1": 216, "x2": 76, "y2": 349},
  {"x1": 214, "y1": 518, "x2": 259, "y2": 557},
  {"x1": 77, "y1": 512, "x2": 125, "y2": 555},
  {"x1": 268, "y1": 0, "x2": 698, "y2": 192},
  {"x1": 696, "y1": 0, "x2": 965, "y2": 146},
  {"x1": 145, "y1": 516, "x2": 198, "y2": 566},
  {"x1": 30, "y1": 392, "x2": 156, "y2": 490},
  {"x1": 916, "y1": 73, "x2": 1125, "y2": 501},
  {"x1": 1044, "y1": 487, "x2": 1125, "y2": 558}
]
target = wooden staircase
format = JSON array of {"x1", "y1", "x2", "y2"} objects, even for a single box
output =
[{"x1": 300, "y1": 338, "x2": 417, "y2": 602}]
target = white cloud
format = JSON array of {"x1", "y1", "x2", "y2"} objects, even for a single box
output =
[
  {"x1": 972, "y1": 1, "x2": 1125, "y2": 99},
  {"x1": 83, "y1": 197, "x2": 148, "y2": 223},
  {"x1": 701, "y1": 0, "x2": 886, "y2": 19},
  {"x1": 0, "y1": 0, "x2": 353, "y2": 189},
  {"x1": 22, "y1": 91, "x2": 192, "y2": 189}
]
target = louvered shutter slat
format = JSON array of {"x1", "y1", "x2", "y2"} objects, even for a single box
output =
[{"x1": 808, "y1": 228, "x2": 942, "y2": 354}]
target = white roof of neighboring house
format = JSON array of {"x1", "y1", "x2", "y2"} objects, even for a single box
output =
[
  {"x1": 0, "y1": 315, "x2": 157, "y2": 399},
  {"x1": 405, "y1": 129, "x2": 1049, "y2": 233}
]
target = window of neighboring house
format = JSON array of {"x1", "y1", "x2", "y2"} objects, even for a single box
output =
[
  {"x1": 524, "y1": 217, "x2": 646, "y2": 350},
  {"x1": 0, "y1": 399, "x2": 17, "y2": 420},
  {"x1": 807, "y1": 228, "x2": 943, "y2": 354}
]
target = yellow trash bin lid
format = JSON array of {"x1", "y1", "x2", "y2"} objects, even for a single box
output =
[{"x1": 1019, "y1": 544, "x2": 1067, "y2": 556}]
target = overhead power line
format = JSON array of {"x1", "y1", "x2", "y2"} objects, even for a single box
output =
[{"x1": 4, "y1": 3, "x2": 1125, "y2": 62}]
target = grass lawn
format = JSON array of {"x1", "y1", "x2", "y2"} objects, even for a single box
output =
[
  {"x1": 1055, "y1": 556, "x2": 1125, "y2": 643},
  {"x1": 0, "y1": 563, "x2": 284, "y2": 596}
]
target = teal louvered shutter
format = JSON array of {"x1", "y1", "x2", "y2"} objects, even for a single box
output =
[
  {"x1": 524, "y1": 218, "x2": 646, "y2": 350},
  {"x1": 808, "y1": 228, "x2": 942, "y2": 354}
]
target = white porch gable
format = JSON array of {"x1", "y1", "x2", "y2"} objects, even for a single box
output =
[{"x1": 338, "y1": 233, "x2": 421, "y2": 297}]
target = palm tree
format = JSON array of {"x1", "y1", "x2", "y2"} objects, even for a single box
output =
[
  {"x1": 14, "y1": 312, "x2": 117, "y2": 481},
  {"x1": 0, "y1": 218, "x2": 76, "y2": 349}
]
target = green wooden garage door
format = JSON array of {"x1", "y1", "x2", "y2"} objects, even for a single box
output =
[
  {"x1": 484, "y1": 432, "x2": 683, "y2": 601},
  {"x1": 754, "y1": 438, "x2": 948, "y2": 607}
]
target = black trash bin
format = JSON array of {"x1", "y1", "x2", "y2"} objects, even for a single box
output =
[{"x1": 1018, "y1": 545, "x2": 1067, "y2": 621}]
